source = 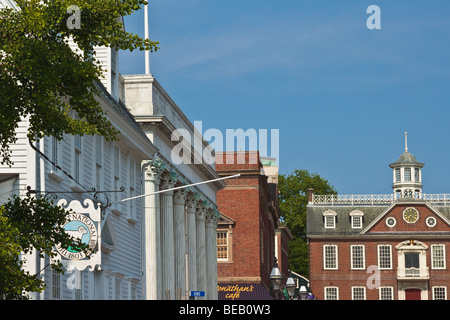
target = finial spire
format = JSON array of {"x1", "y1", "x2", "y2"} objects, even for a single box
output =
[{"x1": 404, "y1": 132, "x2": 408, "y2": 152}]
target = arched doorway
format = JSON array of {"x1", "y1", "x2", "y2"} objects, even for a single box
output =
[{"x1": 405, "y1": 288, "x2": 421, "y2": 300}]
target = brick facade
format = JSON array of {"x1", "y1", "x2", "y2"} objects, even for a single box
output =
[
  {"x1": 307, "y1": 146, "x2": 450, "y2": 300},
  {"x1": 216, "y1": 151, "x2": 281, "y2": 298}
]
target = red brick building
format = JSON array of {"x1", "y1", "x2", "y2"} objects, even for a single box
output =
[
  {"x1": 307, "y1": 139, "x2": 450, "y2": 300},
  {"x1": 215, "y1": 151, "x2": 286, "y2": 300}
]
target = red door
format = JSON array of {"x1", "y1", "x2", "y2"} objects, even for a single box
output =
[{"x1": 405, "y1": 289, "x2": 421, "y2": 300}]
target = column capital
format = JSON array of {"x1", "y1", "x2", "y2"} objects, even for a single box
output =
[
  {"x1": 173, "y1": 188, "x2": 188, "y2": 205},
  {"x1": 160, "y1": 171, "x2": 177, "y2": 191},
  {"x1": 186, "y1": 192, "x2": 199, "y2": 212},
  {"x1": 144, "y1": 156, "x2": 165, "y2": 182},
  {"x1": 196, "y1": 200, "x2": 211, "y2": 220},
  {"x1": 206, "y1": 208, "x2": 220, "y2": 227}
]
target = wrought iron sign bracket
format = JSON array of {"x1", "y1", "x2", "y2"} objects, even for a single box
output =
[{"x1": 26, "y1": 186, "x2": 125, "y2": 219}]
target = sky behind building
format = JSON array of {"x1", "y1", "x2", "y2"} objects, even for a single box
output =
[{"x1": 119, "y1": 0, "x2": 450, "y2": 195}]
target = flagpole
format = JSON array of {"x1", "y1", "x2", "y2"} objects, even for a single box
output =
[
  {"x1": 144, "y1": 3, "x2": 150, "y2": 74},
  {"x1": 112, "y1": 174, "x2": 240, "y2": 204}
]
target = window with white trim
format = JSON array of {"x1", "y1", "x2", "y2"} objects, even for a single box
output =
[
  {"x1": 414, "y1": 168, "x2": 420, "y2": 182},
  {"x1": 379, "y1": 287, "x2": 394, "y2": 300},
  {"x1": 431, "y1": 244, "x2": 446, "y2": 269},
  {"x1": 217, "y1": 231, "x2": 229, "y2": 261},
  {"x1": 323, "y1": 210, "x2": 337, "y2": 229},
  {"x1": 433, "y1": 287, "x2": 447, "y2": 300},
  {"x1": 325, "y1": 216, "x2": 335, "y2": 228},
  {"x1": 128, "y1": 157, "x2": 136, "y2": 221},
  {"x1": 350, "y1": 210, "x2": 364, "y2": 229},
  {"x1": 51, "y1": 270, "x2": 61, "y2": 300},
  {"x1": 351, "y1": 245, "x2": 365, "y2": 270},
  {"x1": 378, "y1": 245, "x2": 392, "y2": 269},
  {"x1": 95, "y1": 135, "x2": 103, "y2": 191},
  {"x1": 115, "y1": 277, "x2": 122, "y2": 300},
  {"x1": 323, "y1": 245, "x2": 338, "y2": 269},
  {"x1": 404, "y1": 168, "x2": 411, "y2": 181},
  {"x1": 74, "y1": 269, "x2": 82, "y2": 300},
  {"x1": 52, "y1": 136, "x2": 59, "y2": 173},
  {"x1": 395, "y1": 168, "x2": 401, "y2": 182},
  {"x1": 351, "y1": 216, "x2": 362, "y2": 228},
  {"x1": 352, "y1": 287, "x2": 366, "y2": 300},
  {"x1": 73, "y1": 134, "x2": 82, "y2": 183},
  {"x1": 324, "y1": 287, "x2": 338, "y2": 300}
]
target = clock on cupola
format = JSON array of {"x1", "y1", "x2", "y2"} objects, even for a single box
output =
[{"x1": 389, "y1": 132, "x2": 424, "y2": 199}]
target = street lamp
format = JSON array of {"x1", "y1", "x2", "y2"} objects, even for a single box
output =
[
  {"x1": 269, "y1": 258, "x2": 282, "y2": 298},
  {"x1": 299, "y1": 285, "x2": 308, "y2": 300},
  {"x1": 285, "y1": 273, "x2": 296, "y2": 300}
]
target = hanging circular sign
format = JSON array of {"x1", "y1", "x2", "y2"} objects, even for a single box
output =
[{"x1": 55, "y1": 213, "x2": 98, "y2": 260}]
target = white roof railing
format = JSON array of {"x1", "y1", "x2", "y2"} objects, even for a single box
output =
[{"x1": 312, "y1": 193, "x2": 450, "y2": 205}]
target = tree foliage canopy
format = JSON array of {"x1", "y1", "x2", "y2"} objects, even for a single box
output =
[
  {"x1": 0, "y1": 0, "x2": 159, "y2": 299},
  {"x1": 278, "y1": 169, "x2": 337, "y2": 277},
  {"x1": 0, "y1": 195, "x2": 89, "y2": 299},
  {"x1": 0, "y1": 0, "x2": 159, "y2": 165}
]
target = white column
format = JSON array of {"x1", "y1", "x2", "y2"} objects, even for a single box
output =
[
  {"x1": 160, "y1": 171, "x2": 177, "y2": 300},
  {"x1": 205, "y1": 209, "x2": 219, "y2": 300},
  {"x1": 196, "y1": 201, "x2": 207, "y2": 299},
  {"x1": 142, "y1": 158, "x2": 164, "y2": 300},
  {"x1": 186, "y1": 192, "x2": 198, "y2": 294},
  {"x1": 173, "y1": 188, "x2": 187, "y2": 299}
]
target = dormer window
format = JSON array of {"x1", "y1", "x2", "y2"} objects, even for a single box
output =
[
  {"x1": 350, "y1": 210, "x2": 364, "y2": 229},
  {"x1": 323, "y1": 210, "x2": 337, "y2": 229}
]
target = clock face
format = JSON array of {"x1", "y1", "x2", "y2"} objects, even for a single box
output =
[{"x1": 403, "y1": 208, "x2": 419, "y2": 223}]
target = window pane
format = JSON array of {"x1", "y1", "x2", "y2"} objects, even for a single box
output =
[
  {"x1": 395, "y1": 168, "x2": 401, "y2": 182},
  {"x1": 432, "y1": 245, "x2": 445, "y2": 269},
  {"x1": 433, "y1": 287, "x2": 446, "y2": 300},
  {"x1": 324, "y1": 245, "x2": 337, "y2": 269},
  {"x1": 325, "y1": 216, "x2": 335, "y2": 228},
  {"x1": 404, "y1": 168, "x2": 411, "y2": 181},
  {"x1": 352, "y1": 216, "x2": 362, "y2": 228},
  {"x1": 351, "y1": 245, "x2": 364, "y2": 269},
  {"x1": 217, "y1": 231, "x2": 228, "y2": 260},
  {"x1": 352, "y1": 287, "x2": 365, "y2": 300},
  {"x1": 405, "y1": 253, "x2": 419, "y2": 268},
  {"x1": 378, "y1": 245, "x2": 391, "y2": 269},
  {"x1": 380, "y1": 287, "x2": 393, "y2": 300},
  {"x1": 325, "y1": 287, "x2": 338, "y2": 300}
]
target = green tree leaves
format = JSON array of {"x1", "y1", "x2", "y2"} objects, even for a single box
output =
[
  {"x1": 0, "y1": 195, "x2": 89, "y2": 299},
  {"x1": 0, "y1": 0, "x2": 158, "y2": 299},
  {"x1": 0, "y1": 0, "x2": 159, "y2": 165},
  {"x1": 278, "y1": 169, "x2": 336, "y2": 277}
]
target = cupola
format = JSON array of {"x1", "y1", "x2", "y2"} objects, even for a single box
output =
[{"x1": 389, "y1": 132, "x2": 424, "y2": 198}]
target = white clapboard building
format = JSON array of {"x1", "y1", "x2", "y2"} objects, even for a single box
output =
[{"x1": 0, "y1": 0, "x2": 224, "y2": 300}]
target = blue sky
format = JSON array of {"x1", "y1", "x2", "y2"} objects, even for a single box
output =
[{"x1": 119, "y1": 0, "x2": 450, "y2": 195}]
